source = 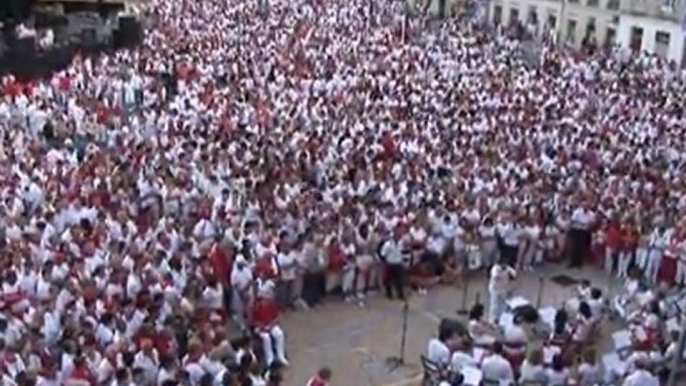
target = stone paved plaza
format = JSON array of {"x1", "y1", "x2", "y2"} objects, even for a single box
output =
[{"x1": 279, "y1": 264, "x2": 625, "y2": 386}]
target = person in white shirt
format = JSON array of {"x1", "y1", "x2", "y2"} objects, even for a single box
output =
[
  {"x1": 481, "y1": 342, "x2": 514, "y2": 385},
  {"x1": 646, "y1": 224, "x2": 669, "y2": 285},
  {"x1": 497, "y1": 215, "x2": 520, "y2": 267},
  {"x1": 546, "y1": 354, "x2": 570, "y2": 386},
  {"x1": 569, "y1": 203, "x2": 595, "y2": 268},
  {"x1": 478, "y1": 217, "x2": 498, "y2": 269},
  {"x1": 576, "y1": 350, "x2": 603, "y2": 386},
  {"x1": 673, "y1": 226, "x2": 686, "y2": 287},
  {"x1": 519, "y1": 350, "x2": 547, "y2": 385},
  {"x1": 132, "y1": 340, "x2": 159, "y2": 385},
  {"x1": 275, "y1": 243, "x2": 299, "y2": 308},
  {"x1": 571, "y1": 302, "x2": 594, "y2": 344},
  {"x1": 380, "y1": 229, "x2": 406, "y2": 301},
  {"x1": 426, "y1": 330, "x2": 453, "y2": 368},
  {"x1": 467, "y1": 303, "x2": 498, "y2": 346},
  {"x1": 520, "y1": 218, "x2": 542, "y2": 270},
  {"x1": 231, "y1": 255, "x2": 253, "y2": 327},
  {"x1": 488, "y1": 262, "x2": 516, "y2": 323},
  {"x1": 450, "y1": 348, "x2": 479, "y2": 373},
  {"x1": 621, "y1": 358, "x2": 659, "y2": 386}
]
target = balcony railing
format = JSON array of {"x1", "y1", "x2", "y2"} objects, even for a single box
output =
[{"x1": 623, "y1": 0, "x2": 686, "y2": 21}]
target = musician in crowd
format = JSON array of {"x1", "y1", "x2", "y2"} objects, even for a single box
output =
[
  {"x1": 481, "y1": 342, "x2": 514, "y2": 385},
  {"x1": 488, "y1": 260, "x2": 516, "y2": 323},
  {"x1": 380, "y1": 227, "x2": 407, "y2": 301},
  {"x1": 621, "y1": 357, "x2": 659, "y2": 386},
  {"x1": 467, "y1": 303, "x2": 499, "y2": 347}
]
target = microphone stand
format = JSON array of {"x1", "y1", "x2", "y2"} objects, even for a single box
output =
[{"x1": 386, "y1": 299, "x2": 410, "y2": 372}]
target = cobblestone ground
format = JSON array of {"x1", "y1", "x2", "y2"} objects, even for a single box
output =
[{"x1": 280, "y1": 264, "x2": 625, "y2": 386}]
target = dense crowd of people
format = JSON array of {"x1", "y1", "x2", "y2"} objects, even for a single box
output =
[{"x1": 0, "y1": 0, "x2": 686, "y2": 383}]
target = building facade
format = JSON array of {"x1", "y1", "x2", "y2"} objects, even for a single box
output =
[
  {"x1": 487, "y1": 0, "x2": 621, "y2": 47},
  {"x1": 485, "y1": 0, "x2": 686, "y2": 64},
  {"x1": 615, "y1": 0, "x2": 686, "y2": 65}
]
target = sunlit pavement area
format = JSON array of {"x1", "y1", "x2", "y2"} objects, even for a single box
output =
[{"x1": 279, "y1": 264, "x2": 625, "y2": 386}]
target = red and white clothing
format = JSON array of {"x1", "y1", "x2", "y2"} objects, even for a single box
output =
[
  {"x1": 306, "y1": 375, "x2": 329, "y2": 386},
  {"x1": 251, "y1": 298, "x2": 287, "y2": 366}
]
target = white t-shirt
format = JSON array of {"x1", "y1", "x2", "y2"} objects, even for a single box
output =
[
  {"x1": 546, "y1": 368, "x2": 570, "y2": 386},
  {"x1": 276, "y1": 252, "x2": 298, "y2": 281},
  {"x1": 621, "y1": 369, "x2": 659, "y2": 386},
  {"x1": 450, "y1": 351, "x2": 478, "y2": 372},
  {"x1": 427, "y1": 338, "x2": 450, "y2": 367},
  {"x1": 489, "y1": 265, "x2": 515, "y2": 295},
  {"x1": 230, "y1": 266, "x2": 253, "y2": 291},
  {"x1": 481, "y1": 354, "x2": 514, "y2": 383}
]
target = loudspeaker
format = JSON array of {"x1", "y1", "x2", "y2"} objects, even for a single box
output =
[{"x1": 113, "y1": 16, "x2": 143, "y2": 49}]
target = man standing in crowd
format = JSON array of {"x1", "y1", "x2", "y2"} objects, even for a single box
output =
[
  {"x1": 569, "y1": 200, "x2": 595, "y2": 268},
  {"x1": 488, "y1": 260, "x2": 516, "y2": 323},
  {"x1": 646, "y1": 221, "x2": 670, "y2": 285},
  {"x1": 497, "y1": 212, "x2": 520, "y2": 267},
  {"x1": 381, "y1": 227, "x2": 407, "y2": 301}
]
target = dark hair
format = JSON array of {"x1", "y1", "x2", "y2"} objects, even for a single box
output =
[
  {"x1": 469, "y1": 304, "x2": 484, "y2": 321},
  {"x1": 492, "y1": 341, "x2": 503, "y2": 355},
  {"x1": 552, "y1": 354, "x2": 565, "y2": 371},
  {"x1": 239, "y1": 353, "x2": 254, "y2": 372},
  {"x1": 554, "y1": 308, "x2": 568, "y2": 334},
  {"x1": 268, "y1": 370, "x2": 283, "y2": 384},
  {"x1": 115, "y1": 368, "x2": 129, "y2": 381},
  {"x1": 578, "y1": 302, "x2": 592, "y2": 319},
  {"x1": 199, "y1": 374, "x2": 214, "y2": 386},
  {"x1": 438, "y1": 327, "x2": 455, "y2": 343},
  {"x1": 318, "y1": 367, "x2": 333, "y2": 381},
  {"x1": 590, "y1": 288, "x2": 602, "y2": 300}
]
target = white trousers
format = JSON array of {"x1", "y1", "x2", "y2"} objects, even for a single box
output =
[
  {"x1": 259, "y1": 325, "x2": 287, "y2": 365},
  {"x1": 635, "y1": 247, "x2": 648, "y2": 270},
  {"x1": 617, "y1": 251, "x2": 632, "y2": 279},
  {"x1": 341, "y1": 267, "x2": 356, "y2": 294},
  {"x1": 645, "y1": 249, "x2": 663, "y2": 285},
  {"x1": 489, "y1": 292, "x2": 506, "y2": 324},
  {"x1": 675, "y1": 259, "x2": 686, "y2": 286}
]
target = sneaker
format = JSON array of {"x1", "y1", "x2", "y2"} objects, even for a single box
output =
[{"x1": 357, "y1": 292, "x2": 366, "y2": 299}]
